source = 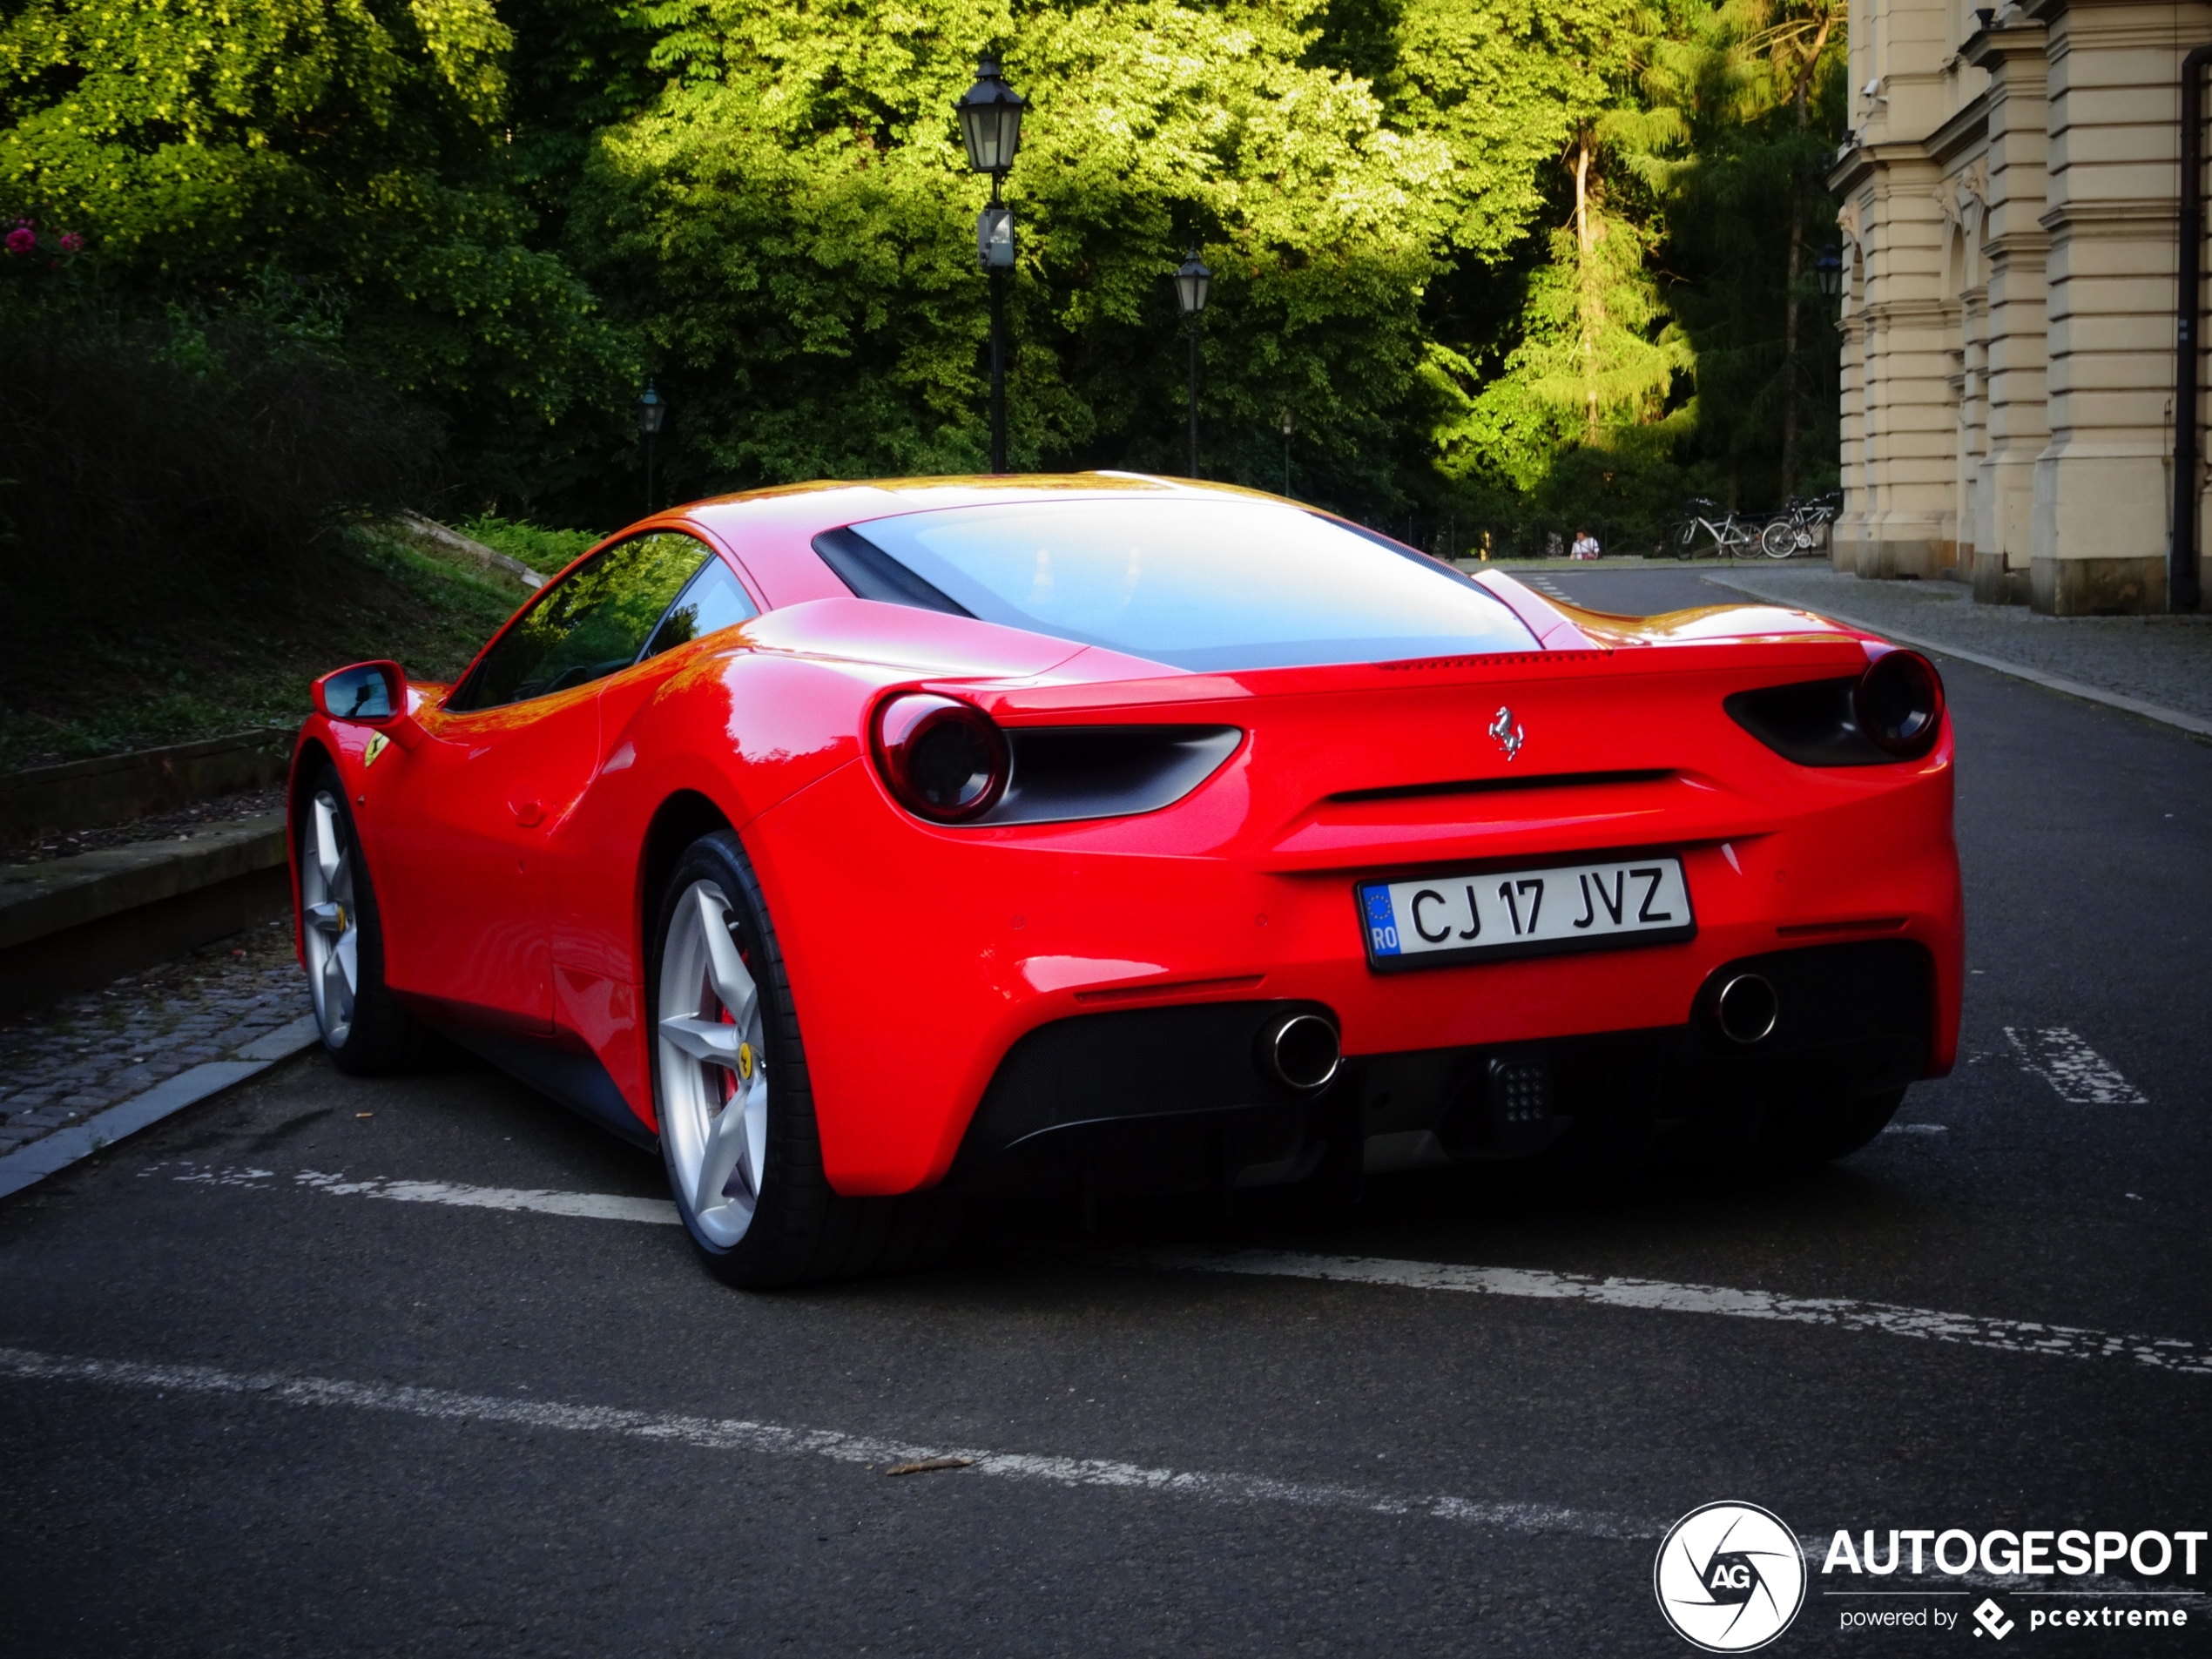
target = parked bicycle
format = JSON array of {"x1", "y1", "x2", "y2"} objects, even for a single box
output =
[
  {"x1": 1671, "y1": 499, "x2": 1760, "y2": 559},
  {"x1": 1757, "y1": 492, "x2": 1842, "y2": 559}
]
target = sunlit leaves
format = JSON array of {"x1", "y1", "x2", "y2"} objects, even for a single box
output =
[
  {"x1": 572, "y1": 0, "x2": 1453, "y2": 489},
  {"x1": 0, "y1": 0, "x2": 628, "y2": 463}
]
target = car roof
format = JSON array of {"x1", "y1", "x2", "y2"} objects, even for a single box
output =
[{"x1": 688, "y1": 470, "x2": 1262, "y2": 520}]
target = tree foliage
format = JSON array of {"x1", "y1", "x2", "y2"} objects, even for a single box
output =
[
  {"x1": 0, "y1": 0, "x2": 632, "y2": 499},
  {"x1": 0, "y1": 0, "x2": 1850, "y2": 540},
  {"x1": 558, "y1": 0, "x2": 1470, "y2": 502}
]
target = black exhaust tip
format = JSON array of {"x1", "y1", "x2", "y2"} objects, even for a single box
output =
[
  {"x1": 1258, "y1": 1011, "x2": 1342, "y2": 1090},
  {"x1": 1714, "y1": 973, "x2": 1779, "y2": 1045}
]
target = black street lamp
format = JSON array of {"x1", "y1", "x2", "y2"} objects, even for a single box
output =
[
  {"x1": 1816, "y1": 242, "x2": 1844, "y2": 301},
  {"x1": 638, "y1": 380, "x2": 666, "y2": 512},
  {"x1": 1279, "y1": 408, "x2": 1293, "y2": 497},
  {"x1": 956, "y1": 57, "x2": 1027, "y2": 474},
  {"x1": 1173, "y1": 249, "x2": 1212, "y2": 478}
]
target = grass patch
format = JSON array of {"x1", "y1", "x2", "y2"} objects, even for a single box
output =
[
  {"x1": 0, "y1": 524, "x2": 563, "y2": 773},
  {"x1": 458, "y1": 516, "x2": 606, "y2": 577}
]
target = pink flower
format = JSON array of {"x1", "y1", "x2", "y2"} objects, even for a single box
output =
[
  {"x1": 4, "y1": 227, "x2": 35, "y2": 255},
  {"x1": 58, "y1": 232, "x2": 83, "y2": 253}
]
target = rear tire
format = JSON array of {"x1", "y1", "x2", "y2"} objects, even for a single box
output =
[
  {"x1": 297, "y1": 765, "x2": 447, "y2": 1075},
  {"x1": 1760, "y1": 518, "x2": 1800, "y2": 559},
  {"x1": 649, "y1": 830, "x2": 954, "y2": 1289}
]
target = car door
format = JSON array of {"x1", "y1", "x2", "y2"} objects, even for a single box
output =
[
  {"x1": 375, "y1": 531, "x2": 719, "y2": 1030},
  {"x1": 552, "y1": 545, "x2": 764, "y2": 988}
]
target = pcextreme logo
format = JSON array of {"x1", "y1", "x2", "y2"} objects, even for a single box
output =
[
  {"x1": 1974, "y1": 1598, "x2": 2017, "y2": 1640},
  {"x1": 1655, "y1": 1501, "x2": 1810, "y2": 1652}
]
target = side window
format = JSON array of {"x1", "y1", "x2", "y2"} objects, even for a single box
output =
[
  {"x1": 450, "y1": 532, "x2": 712, "y2": 711},
  {"x1": 643, "y1": 557, "x2": 759, "y2": 660}
]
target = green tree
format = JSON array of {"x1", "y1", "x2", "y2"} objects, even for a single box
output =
[
  {"x1": 1416, "y1": 0, "x2": 1687, "y2": 526},
  {"x1": 0, "y1": 0, "x2": 631, "y2": 502},
  {"x1": 1418, "y1": 0, "x2": 1846, "y2": 531},
  {"x1": 557, "y1": 0, "x2": 1467, "y2": 512},
  {"x1": 1614, "y1": 0, "x2": 1848, "y2": 503},
  {"x1": 1, "y1": 0, "x2": 1851, "y2": 536}
]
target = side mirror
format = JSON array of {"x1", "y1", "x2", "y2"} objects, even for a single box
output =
[{"x1": 314, "y1": 661, "x2": 407, "y2": 725}]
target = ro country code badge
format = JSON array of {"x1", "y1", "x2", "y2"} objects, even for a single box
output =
[{"x1": 1655, "y1": 1501, "x2": 1809, "y2": 1652}]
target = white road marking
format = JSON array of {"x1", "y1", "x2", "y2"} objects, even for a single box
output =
[
  {"x1": 1880, "y1": 1123, "x2": 1947, "y2": 1136},
  {"x1": 143, "y1": 1163, "x2": 2210, "y2": 1373},
  {"x1": 2005, "y1": 1027, "x2": 2147, "y2": 1106},
  {"x1": 0, "y1": 1345, "x2": 1655, "y2": 1541},
  {"x1": 1119, "y1": 1251, "x2": 2212, "y2": 1377},
  {"x1": 137, "y1": 1163, "x2": 681, "y2": 1224},
  {"x1": 294, "y1": 1170, "x2": 680, "y2": 1225},
  {"x1": 0, "y1": 1344, "x2": 2154, "y2": 1592}
]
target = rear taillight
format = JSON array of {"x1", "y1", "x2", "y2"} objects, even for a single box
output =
[
  {"x1": 1853, "y1": 649, "x2": 1945, "y2": 759},
  {"x1": 1724, "y1": 649, "x2": 1946, "y2": 766},
  {"x1": 871, "y1": 693, "x2": 1009, "y2": 822}
]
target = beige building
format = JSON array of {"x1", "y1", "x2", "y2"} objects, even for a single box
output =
[{"x1": 1831, "y1": 0, "x2": 2209, "y2": 612}]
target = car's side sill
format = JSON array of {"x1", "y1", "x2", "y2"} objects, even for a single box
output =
[{"x1": 444, "y1": 1027, "x2": 658, "y2": 1150}]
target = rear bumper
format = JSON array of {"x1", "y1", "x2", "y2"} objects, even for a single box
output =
[
  {"x1": 749, "y1": 754, "x2": 1961, "y2": 1197},
  {"x1": 947, "y1": 939, "x2": 1934, "y2": 1197}
]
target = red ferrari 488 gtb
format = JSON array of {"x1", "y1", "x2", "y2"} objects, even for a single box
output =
[{"x1": 290, "y1": 475, "x2": 1960, "y2": 1285}]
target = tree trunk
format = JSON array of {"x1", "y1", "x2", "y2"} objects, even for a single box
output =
[
  {"x1": 1782, "y1": 183, "x2": 1804, "y2": 499},
  {"x1": 1777, "y1": 24, "x2": 1832, "y2": 500}
]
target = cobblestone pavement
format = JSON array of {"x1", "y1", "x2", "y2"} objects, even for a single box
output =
[
  {"x1": 0, "y1": 917, "x2": 311, "y2": 1157},
  {"x1": 1704, "y1": 565, "x2": 2212, "y2": 725}
]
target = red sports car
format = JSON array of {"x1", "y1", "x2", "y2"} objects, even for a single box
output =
[{"x1": 290, "y1": 475, "x2": 1961, "y2": 1285}]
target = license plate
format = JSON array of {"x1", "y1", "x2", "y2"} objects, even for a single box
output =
[{"x1": 1358, "y1": 856, "x2": 1696, "y2": 971}]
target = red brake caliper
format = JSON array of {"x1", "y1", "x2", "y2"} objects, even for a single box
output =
[
  {"x1": 715, "y1": 999, "x2": 738, "y2": 1104},
  {"x1": 710, "y1": 936, "x2": 753, "y2": 1106}
]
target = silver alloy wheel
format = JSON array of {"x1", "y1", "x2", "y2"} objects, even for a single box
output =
[
  {"x1": 657, "y1": 880, "x2": 770, "y2": 1247},
  {"x1": 300, "y1": 789, "x2": 361, "y2": 1046}
]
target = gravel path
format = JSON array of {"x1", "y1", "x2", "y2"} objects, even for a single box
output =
[
  {"x1": 0, "y1": 917, "x2": 312, "y2": 1157},
  {"x1": 1704, "y1": 567, "x2": 2212, "y2": 725}
]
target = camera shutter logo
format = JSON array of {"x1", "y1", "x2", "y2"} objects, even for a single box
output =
[{"x1": 1653, "y1": 1501, "x2": 1807, "y2": 1652}]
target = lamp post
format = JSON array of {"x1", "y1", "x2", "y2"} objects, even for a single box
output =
[
  {"x1": 1816, "y1": 242, "x2": 1844, "y2": 303},
  {"x1": 638, "y1": 381, "x2": 666, "y2": 513},
  {"x1": 1173, "y1": 249, "x2": 1212, "y2": 478},
  {"x1": 955, "y1": 57, "x2": 1027, "y2": 474},
  {"x1": 1279, "y1": 408, "x2": 1293, "y2": 497}
]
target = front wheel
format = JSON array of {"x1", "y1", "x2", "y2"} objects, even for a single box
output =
[
  {"x1": 298, "y1": 765, "x2": 445, "y2": 1075},
  {"x1": 651, "y1": 831, "x2": 953, "y2": 1288}
]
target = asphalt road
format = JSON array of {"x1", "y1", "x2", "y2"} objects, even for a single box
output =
[{"x1": 3, "y1": 567, "x2": 2208, "y2": 1656}]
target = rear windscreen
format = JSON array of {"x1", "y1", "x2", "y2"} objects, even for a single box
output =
[{"x1": 821, "y1": 498, "x2": 1537, "y2": 671}]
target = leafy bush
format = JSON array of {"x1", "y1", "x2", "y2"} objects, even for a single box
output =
[
  {"x1": 458, "y1": 516, "x2": 607, "y2": 576},
  {"x1": 0, "y1": 0, "x2": 635, "y2": 516}
]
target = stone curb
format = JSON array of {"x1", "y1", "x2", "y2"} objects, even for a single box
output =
[
  {"x1": 0, "y1": 1014, "x2": 320, "y2": 1199},
  {"x1": 0, "y1": 814, "x2": 289, "y2": 953},
  {"x1": 1702, "y1": 576, "x2": 2212, "y2": 742},
  {"x1": 0, "y1": 729, "x2": 293, "y2": 845}
]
